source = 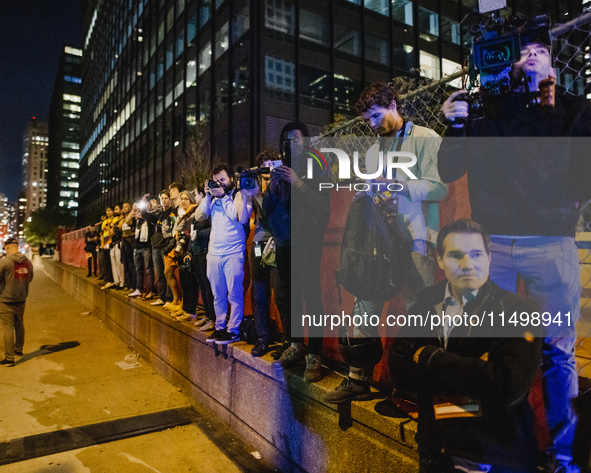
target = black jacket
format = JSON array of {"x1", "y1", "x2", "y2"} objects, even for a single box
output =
[
  {"x1": 437, "y1": 91, "x2": 591, "y2": 236},
  {"x1": 389, "y1": 280, "x2": 542, "y2": 470},
  {"x1": 262, "y1": 157, "x2": 331, "y2": 247}
]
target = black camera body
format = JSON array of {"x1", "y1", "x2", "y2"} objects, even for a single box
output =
[
  {"x1": 239, "y1": 168, "x2": 258, "y2": 190},
  {"x1": 452, "y1": 92, "x2": 485, "y2": 125},
  {"x1": 207, "y1": 179, "x2": 220, "y2": 189},
  {"x1": 456, "y1": 14, "x2": 551, "y2": 124}
]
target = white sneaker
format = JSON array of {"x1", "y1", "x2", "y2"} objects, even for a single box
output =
[
  {"x1": 198, "y1": 319, "x2": 215, "y2": 331},
  {"x1": 150, "y1": 299, "x2": 165, "y2": 306},
  {"x1": 128, "y1": 289, "x2": 142, "y2": 298},
  {"x1": 176, "y1": 313, "x2": 196, "y2": 322},
  {"x1": 162, "y1": 302, "x2": 172, "y2": 309},
  {"x1": 101, "y1": 282, "x2": 114, "y2": 290}
]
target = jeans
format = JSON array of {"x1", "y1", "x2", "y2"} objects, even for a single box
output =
[
  {"x1": 110, "y1": 243, "x2": 125, "y2": 287},
  {"x1": 345, "y1": 246, "x2": 437, "y2": 378},
  {"x1": 121, "y1": 240, "x2": 136, "y2": 289},
  {"x1": 191, "y1": 252, "x2": 215, "y2": 321},
  {"x1": 152, "y1": 247, "x2": 172, "y2": 302},
  {"x1": 134, "y1": 247, "x2": 154, "y2": 291},
  {"x1": 207, "y1": 252, "x2": 245, "y2": 336},
  {"x1": 0, "y1": 302, "x2": 25, "y2": 362},
  {"x1": 489, "y1": 235, "x2": 580, "y2": 459}
]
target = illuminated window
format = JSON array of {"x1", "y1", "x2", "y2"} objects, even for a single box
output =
[
  {"x1": 65, "y1": 76, "x2": 82, "y2": 84},
  {"x1": 63, "y1": 94, "x2": 82, "y2": 103},
  {"x1": 64, "y1": 104, "x2": 82, "y2": 112},
  {"x1": 65, "y1": 46, "x2": 83, "y2": 56}
]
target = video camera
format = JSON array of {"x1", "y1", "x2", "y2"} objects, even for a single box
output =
[
  {"x1": 453, "y1": 0, "x2": 552, "y2": 124},
  {"x1": 236, "y1": 162, "x2": 281, "y2": 190}
]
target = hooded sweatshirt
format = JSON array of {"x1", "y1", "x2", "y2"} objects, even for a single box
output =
[{"x1": 0, "y1": 253, "x2": 34, "y2": 303}]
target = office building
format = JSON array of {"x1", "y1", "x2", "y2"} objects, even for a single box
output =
[
  {"x1": 78, "y1": 0, "x2": 583, "y2": 217},
  {"x1": 48, "y1": 45, "x2": 83, "y2": 216},
  {"x1": 22, "y1": 119, "x2": 49, "y2": 221}
]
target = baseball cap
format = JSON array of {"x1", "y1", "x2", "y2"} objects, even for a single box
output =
[{"x1": 4, "y1": 237, "x2": 19, "y2": 246}]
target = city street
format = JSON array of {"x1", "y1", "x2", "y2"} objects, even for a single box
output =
[{"x1": 0, "y1": 260, "x2": 274, "y2": 472}]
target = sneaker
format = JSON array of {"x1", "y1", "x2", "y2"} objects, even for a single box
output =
[
  {"x1": 163, "y1": 302, "x2": 172, "y2": 309},
  {"x1": 128, "y1": 289, "x2": 142, "y2": 298},
  {"x1": 545, "y1": 454, "x2": 580, "y2": 473},
  {"x1": 199, "y1": 319, "x2": 215, "y2": 332},
  {"x1": 215, "y1": 332, "x2": 240, "y2": 345},
  {"x1": 171, "y1": 308, "x2": 185, "y2": 317},
  {"x1": 304, "y1": 354, "x2": 323, "y2": 382},
  {"x1": 206, "y1": 329, "x2": 226, "y2": 343},
  {"x1": 271, "y1": 341, "x2": 290, "y2": 360},
  {"x1": 0, "y1": 359, "x2": 15, "y2": 367},
  {"x1": 167, "y1": 304, "x2": 182, "y2": 314},
  {"x1": 15, "y1": 351, "x2": 23, "y2": 356},
  {"x1": 251, "y1": 338, "x2": 269, "y2": 357},
  {"x1": 143, "y1": 291, "x2": 155, "y2": 300},
  {"x1": 323, "y1": 377, "x2": 372, "y2": 404},
  {"x1": 275, "y1": 346, "x2": 306, "y2": 368},
  {"x1": 176, "y1": 313, "x2": 196, "y2": 322},
  {"x1": 101, "y1": 282, "x2": 114, "y2": 290},
  {"x1": 150, "y1": 299, "x2": 165, "y2": 306}
]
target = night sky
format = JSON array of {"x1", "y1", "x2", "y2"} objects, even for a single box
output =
[{"x1": 0, "y1": 0, "x2": 85, "y2": 201}]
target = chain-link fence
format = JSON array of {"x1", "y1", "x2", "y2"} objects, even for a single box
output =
[{"x1": 319, "y1": 10, "x2": 591, "y2": 383}]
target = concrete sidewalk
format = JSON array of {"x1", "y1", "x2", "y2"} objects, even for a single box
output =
[{"x1": 0, "y1": 261, "x2": 274, "y2": 472}]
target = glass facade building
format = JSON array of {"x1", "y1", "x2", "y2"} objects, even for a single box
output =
[
  {"x1": 78, "y1": 0, "x2": 582, "y2": 218},
  {"x1": 48, "y1": 46, "x2": 83, "y2": 216}
]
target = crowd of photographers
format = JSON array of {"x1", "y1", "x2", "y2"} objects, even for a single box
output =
[{"x1": 78, "y1": 22, "x2": 591, "y2": 469}]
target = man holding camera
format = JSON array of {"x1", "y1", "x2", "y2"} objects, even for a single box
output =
[
  {"x1": 193, "y1": 163, "x2": 254, "y2": 345},
  {"x1": 324, "y1": 82, "x2": 447, "y2": 402},
  {"x1": 439, "y1": 31, "x2": 591, "y2": 472}
]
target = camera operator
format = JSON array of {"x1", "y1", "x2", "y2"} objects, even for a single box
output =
[
  {"x1": 439, "y1": 33, "x2": 591, "y2": 473},
  {"x1": 248, "y1": 150, "x2": 280, "y2": 357},
  {"x1": 193, "y1": 163, "x2": 255, "y2": 345},
  {"x1": 263, "y1": 122, "x2": 331, "y2": 382}
]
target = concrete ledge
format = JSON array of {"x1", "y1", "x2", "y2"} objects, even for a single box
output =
[{"x1": 43, "y1": 260, "x2": 418, "y2": 473}]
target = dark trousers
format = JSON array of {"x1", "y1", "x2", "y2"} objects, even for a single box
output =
[
  {"x1": 99, "y1": 248, "x2": 113, "y2": 282},
  {"x1": 134, "y1": 247, "x2": 154, "y2": 291},
  {"x1": 191, "y1": 252, "x2": 215, "y2": 321},
  {"x1": 121, "y1": 240, "x2": 136, "y2": 289},
  {"x1": 180, "y1": 264, "x2": 199, "y2": 314},
  {"x1": 249, "y1": 242, "x2": 279, "y2": 340},
  {"x1": 87, "y1": 250, "x2": 97, "y2": 275},
  {"x1": 275, "y1": 244, "x2": 323, "y2": 355}
]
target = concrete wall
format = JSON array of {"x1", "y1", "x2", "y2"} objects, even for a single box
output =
[{"x1": 43, "y1": 260, "x2": 419, "y2": 473}]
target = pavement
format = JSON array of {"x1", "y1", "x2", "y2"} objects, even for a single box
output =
[{"x1": 0, "y1": 260, "x2": 276, "y2": 472}]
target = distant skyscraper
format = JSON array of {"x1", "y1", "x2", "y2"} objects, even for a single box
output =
[
  {"x1": 48, "y1": 45, "x2": 83, "y2": 216},
  {"x1": 22, "y1": 119, "x2": 49, "y2": 221},
  {"x1": 17, "y1": 191, "x2": 27, "y2": 240}
]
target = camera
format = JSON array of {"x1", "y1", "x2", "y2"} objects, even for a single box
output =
[
  {"x1": 175, "y1": 234, "x2": 188, "y2": 254},
  {"x1": 207, "y1": 179, "x2": 220, "y2": 189},
  {"x1": 452, "y1": 92, "x2": 485, "y2": 125},
  {"x1": 239, "y1": 168, "x2": 258, "y2": 190},
  {"x1": 455, "y1": 13, "x2": 551, "y2": 124}
]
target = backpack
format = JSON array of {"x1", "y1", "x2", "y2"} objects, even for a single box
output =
[
  {"x1": 335, "y1": 194, "x2": 408, "y2": 303},
  {"x1": 239, "y1": 315, "x2": 258, "y2": 344}
]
